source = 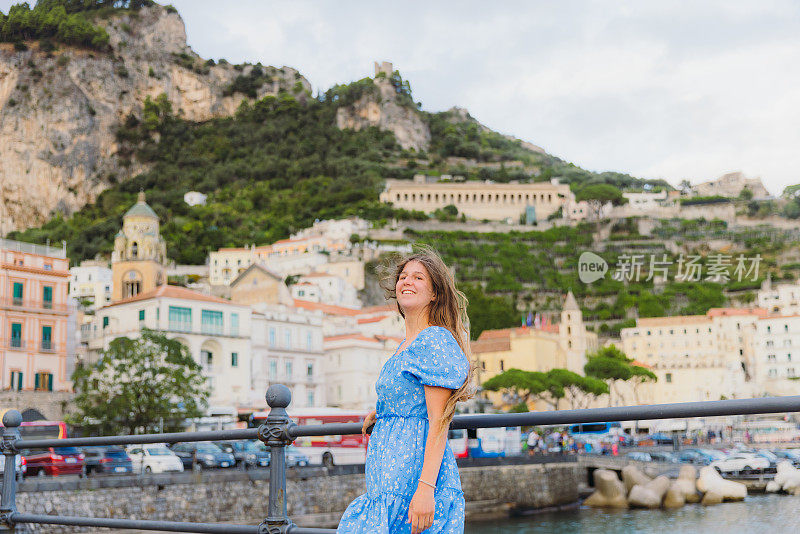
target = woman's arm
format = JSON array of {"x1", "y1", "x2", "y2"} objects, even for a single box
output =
[{"x1": 407, "y1": 385, "x2": 452, "y2": 534}]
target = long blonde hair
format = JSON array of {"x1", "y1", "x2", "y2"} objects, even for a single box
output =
[{"x1": 380, "y1": 244, "x2": 475, "y2": 434}]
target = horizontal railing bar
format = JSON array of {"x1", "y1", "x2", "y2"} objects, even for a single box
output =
[
  {"x1": 447, "y1": 395, "x2": 800, "y2": 430},
  {"x1": 289, "y1": 395, "x2": 800, "y2": 437},
  {"x1": 17, "y1": 428, "x2": 259, "y2": 449},
  {"x1": 11, "y1": 513, "x2": 258, "y2": 533}
]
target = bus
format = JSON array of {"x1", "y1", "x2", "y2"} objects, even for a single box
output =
[
  {"x1": 448, "y1": 427, "x2": 522, "y2": 459},
  {"x1": 251, "y1": 408, "x2": 368, "y2": 467},
  {"x1": 0, "y1": 420, "x2": 69, "y2": 440}
]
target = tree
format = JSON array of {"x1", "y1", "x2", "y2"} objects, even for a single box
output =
[
  {"x1": 573, "y1": 183, "x2": 627, "y2": 206},
  {"x1": 584, "y1": 345, "x2": 633, "y2": 406},
  {"x1": 70, "y1": 329, "x2": 209, "y2": 435},
  {"x1": 482, "y1": 368, "x2": 609, "y2": 411},
  {"x1": 584, "y1": 345, "x2": 656, "y2": 407}
]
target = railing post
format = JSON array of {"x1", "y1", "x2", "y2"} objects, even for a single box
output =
[
  {"x1": 258, "y1": 385, "x2": 296, "y2": 534},
  {"x1": 0, "y1": 410, "x2": 22, "y2": 532}
]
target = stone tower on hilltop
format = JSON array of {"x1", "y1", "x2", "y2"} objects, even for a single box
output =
[
  {"x1": 111, "y1": 192, "x2": 167, "y2": 301},
  {"x1": 559, "y1": 290, "x2": 593, "y2": 372},
  {"x1": 374, "y1": 61, "x2": 393, "y2": 78}
]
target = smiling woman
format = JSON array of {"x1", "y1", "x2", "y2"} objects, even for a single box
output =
[{"x1": 338, "y1": 246, "x2": 475, "y2": 534}]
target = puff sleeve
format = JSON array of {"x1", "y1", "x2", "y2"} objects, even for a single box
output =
[{"x1": 402, "y1": 326, "x2": 469, "y2": 390}]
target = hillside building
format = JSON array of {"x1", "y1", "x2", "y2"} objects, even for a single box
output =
[{"x1": 111, "y1": 192, "x2": 167, "y2": 301}]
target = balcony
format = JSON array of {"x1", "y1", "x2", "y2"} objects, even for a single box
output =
[
  {"x1": 4, "y1": 339, "x2": 25, "y2": 350},
  {"x1": 0, "y1": 298, "x2": 69, "y2": 313}
]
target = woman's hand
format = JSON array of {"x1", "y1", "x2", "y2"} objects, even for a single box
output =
[
  {"x1": 361, "y1": 410, "x2": 376, "y2": 436},
  {"x1": 407, "y1": 484, "x2": 435, "y2": 533}
]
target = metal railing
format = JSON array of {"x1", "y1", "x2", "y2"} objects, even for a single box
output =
[
  {"x1": 0, "y1": 298, "x2": 70, "y2": 313},
  {"x1": 1, "y1": 386, "x2": 799, "y2": 533}
]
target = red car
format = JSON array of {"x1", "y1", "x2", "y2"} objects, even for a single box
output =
[{"x1": 22, "y1": 446, "x2": 85, "y2": 477}]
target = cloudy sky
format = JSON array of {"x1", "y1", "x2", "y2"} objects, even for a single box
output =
[{"x1": 4, "y1": 1, "x2": 800, "y2": 194}]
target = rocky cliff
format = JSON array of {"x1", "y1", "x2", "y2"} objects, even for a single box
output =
[
  {"x1": 0, "y1": 4, "x2": 310, "y2": 234},
  {"x1": 335, "y1": 77, "x2": 430, "y2": 152}
]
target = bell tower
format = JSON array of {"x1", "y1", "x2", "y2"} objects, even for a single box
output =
[{"x1": 111, "y1": 192, "x2": 167, "y2": 301}]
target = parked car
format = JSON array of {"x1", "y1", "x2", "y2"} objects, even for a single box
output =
[
  {"x1": 241, "y1": 441, "x2": 271, "y2": 469},
  {"x1": 710, "y1": 452, "x2": 770, "y2": 474},
  {"x1": 648, "y1": 432, "x2": 676, "y2": 445},
  {"x1": 648, "y1": 451, "x2": 680, "y2": 463},
  {"x1": 213, "y1": 441, "x2": 252, "y2": 468},
  {"x1": 773, "y1": 449, "x2": 800, "y2": 467},
  {"x1": 0, "y1": 454, "x2": 26, "y2": 479},
  {"x1": 677, "y1": 448, "x2": 723, "y2": 466},
  {"x1": 22, "y1": 446, "x2": 84, "y2": 477},
  {"x1": 126, "y1": 444, "x2": 184, "y2": 474},
  {"x1": 753, "y1": 449, "x2": 779, "y2": 468},
  {"x1": 286, "y1": 445, "x2": 310, "y2": 467},
  {"x1": 170, "y1": 442, "x2": 235, "y2": 470},
  {"x1": 82, "y1": 446, "x2": 133, "y2": 476}
]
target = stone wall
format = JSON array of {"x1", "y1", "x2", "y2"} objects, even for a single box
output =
[{"x1": 14, "y1": 460, "x2": 579, "y2": 532}]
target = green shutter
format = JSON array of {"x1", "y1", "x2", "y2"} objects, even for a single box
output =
[
  {"x1": 42, "y1": 326, "x2": 52, "y2": 350},
  {"x1": 10, "y1": 323, "x2": 21, "y2": 347},
  {"x1": 34, "y1": 374, "x2": 40, "y2": 390},
  {"x1": 139, "y1": 309, "x2": 145, "y2": 321},
  {"x1": 43, "y1": 286, "x2": 53, "y2": 302},
  {"x1": 12, "y1": 282, "x2": 23, "y2": 299},
  {"x1": 17, "y1": 372, "x2": 23, "y2": 391},
  {"x1": 231, "y1": 352, "x2": 238, "y2": 367},
  {"x1": 47, "y1": 374, "x2": 53, "y2": 391},
  {"x1": 103, "y1": 316, "x2": 109, "y2": 328}
]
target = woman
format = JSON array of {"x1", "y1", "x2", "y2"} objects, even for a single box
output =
[{"x1": 338, "y1": 247, "x2": 474, "y2": 534}]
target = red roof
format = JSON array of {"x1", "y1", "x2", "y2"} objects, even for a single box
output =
[
  {"x1": 104, "y1": 285, "x2": 233, "y2": 308},
  {"x1": 324, "y1": 333, "x2": 381, "y2": 343},
  {"x1": 358, "y1": 315, "x2": 388, "y2": 324},
  {"x1": 293, "y1": 299, "x2": 362, "y2": 316},
  {"x1": 707, "y1": 307, "x2": 768, "y2": 317}
]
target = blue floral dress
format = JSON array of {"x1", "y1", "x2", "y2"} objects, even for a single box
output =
[{"x1": 338, "y1": 326, "x2": 469, "y2": 534}]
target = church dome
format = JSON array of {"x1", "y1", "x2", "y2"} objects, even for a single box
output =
[{"x1": 124, "y1": 191, "x2": 158, "y2": 219}]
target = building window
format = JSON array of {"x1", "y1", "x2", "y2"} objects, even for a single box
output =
[
  {"x1": 666, "y1": 373, "x2": 672, "y2": 383},
  {"x1": 201, "y1": 310, "x2": 223, "y2": 335},
  {"x1": 768, "y1": 354, "x2": 776, "y2": 361},
  {"x1": 43, "y1": 264, "x2": 52, "y2": 271},
  {"x1": 767, "y1": 326, "x2": 771, "y2": 333},
  {"x1": 168, "y1": 306, "x2": 192, "y2": 332},
  {"x1": 201, "y1": 350, "x2": 213, "y2": 370},
  {"x1": 231, "y1": 352, "x2": 239, "y2": 368},
  {"x1": 41, "y1": 326, "x2": 52, "y2": 351},
  {"x1": 42, "y1": 286, "x2": 53, "y2": 308},
  {"x1": 306, "y1": 332, "x2": 313, "y2": 350},
  {"x1": 500, "y1": 359, "x2": 504, "y2": 371},
  {"x1": 269, "y1": 328, "x2": 276, "y2": 347},
  {"x1": 139, "y1": 309, "x2": 145, "y2": 322},
  {"x1": 285, "y1": 361, "x2": 293, "y2": 379},
  {"x1": 102, "y1": 316, "x2": 109, "y2": 329},
  {"x1": 768, "y1": 368, "x2": 777, "y2": 378},
  {"x1": 789, "y1": 368, "x2": 796, "y2": 377},
  {"x1": 285, "y1": 330, "x2": 292, "y2": 348},
  {"x1": 230, "y1": 313, "x2": 239, "y2": 336},
  {"x1": 12, "y1": 282, "x2": 23, "y2": 306},
  {"x1": 10, "y1": 323, "x2": 22, "y2": 348},
  {"x1": 10, "y1": 371, "x2": 23, "y2": 391},
  {"x1": 269, "y1": 360, "x2": 277, "y2": 379},
  {"x1": 307, "y1": 363, "x2": 313, "y2": 377},
  {"x1": 34, "y1": 372, "x2": 53, "y2": 392},
  {"x1": 307, "y1": 389, "x2": 315, "y2": 407}
]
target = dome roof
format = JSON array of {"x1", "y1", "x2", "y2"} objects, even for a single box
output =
[{"x1": 124, "y1": 191, "x2": 158, "y2": 219}]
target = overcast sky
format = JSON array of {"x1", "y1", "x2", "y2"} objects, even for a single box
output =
[{"x1": 4, "y1": 1, "x2": 800, "y2": 194}]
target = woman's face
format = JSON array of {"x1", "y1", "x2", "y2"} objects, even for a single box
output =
[{"x1": 396, "y1": 260, "x2": 435, "y2": 315}]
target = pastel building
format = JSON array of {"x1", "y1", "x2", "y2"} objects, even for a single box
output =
[
  {"x1": 87, "y1": 285, "x2": 253, "y2": 409},
  {"x1": 751, "y1": 315, "x2": 800, "y2": 396},
  {"x1": 619, "y1": 307, "x2": 767, "y2": 404},
  {"x1": 69, "y1": 260, "x2": 112, "y2": 310},
  {"x1": 0, "y1": 238, "x2": 72, "y2": 393},
  {"x1": 111, "y1": 192, "x2": 167, "y2": 301},
  {"x1": 250, "y1": 302, "x2": 326, "y2": 410},
  {"x1": 292, "y1": 272, "x2": 360, "y2": 309},
  {"x1": 324, "y1": 333, "x2": 399, "y2": 410},
  {"x1": 380, "y1": 179, "x2": 572, "y2": 222},
  {"x1": 471, "y1": 292, "x2": 598, "y2": 409}
]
